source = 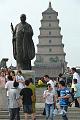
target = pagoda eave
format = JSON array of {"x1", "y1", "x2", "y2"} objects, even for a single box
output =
[{"x1": 38, "y1": 35, "x2": 63, "y2": 38}]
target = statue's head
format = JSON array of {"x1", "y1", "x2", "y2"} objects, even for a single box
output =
[{"x1": 20, "y1": 14, "x2": 26, "y2": 23}]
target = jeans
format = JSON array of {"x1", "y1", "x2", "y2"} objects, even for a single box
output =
[
  {"x1": 60, "y1": 106, "x2": 68, "y2": 120},
  {"x1": 9, "y1": 107, "x2": 20, "y2": 120},
  {"x1": 45, "y1": 103, "x2": 54, "y2": 120}
]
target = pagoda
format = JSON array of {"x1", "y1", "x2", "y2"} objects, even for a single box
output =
[{"x1": 33, "y1": 2, "x2": 67, "y2": 78}]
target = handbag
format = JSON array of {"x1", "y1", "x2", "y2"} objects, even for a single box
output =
[
  {"x1": 17, "y1": 98, "x2": 23, "y2": 107},
  {"x1": 42, "y1": 108, "x2": 46, "y2": 115}
]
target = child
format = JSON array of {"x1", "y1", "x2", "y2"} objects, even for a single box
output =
[
  {"x1": 58, "y1": 81, "x2": 70, "y2": 120},
  {"x1": 43, "y1": 84, "x2": 56, "y2": 120}
]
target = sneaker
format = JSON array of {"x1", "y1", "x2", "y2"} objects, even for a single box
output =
[
  {"x1": 59, "y1": 110, "x2": 63, "y2": 115},
  {"x1": 59, "y1": 109, "x2": 67, "y2": 115}
]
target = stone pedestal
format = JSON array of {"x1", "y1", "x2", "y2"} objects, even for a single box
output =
[
  {"x1": 15, "y1": 70, "x2": 35, "y2": 83},
  {"x1": 22, "y1": 70, "x2": 35, "y2": 83},
  {"x1": 0, "y1": 87, "x2": 8, "y2": 110}
]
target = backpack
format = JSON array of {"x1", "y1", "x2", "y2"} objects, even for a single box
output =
[
  {"x1": 67, "y1": 91, "x2": 74, "y2": 107},
  {"x1": 68, "y1": 92, "x2": 73, "y2": 103},
  {"x1": 64, "y1": 89, "x2": 74, "y2": 106}
]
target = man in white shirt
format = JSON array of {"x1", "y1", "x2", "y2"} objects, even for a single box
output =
[
  {"x1": 71, "y1": 67, "x2": 80, "y2": 107},
  {"x1": 71, "y1": 67, "x2": 80, "y2": 83},
  {"x1": 44, "y1": 75, "x2": 55, "y2": 94},
  {"x1": 8, "y1": 81, "x2": 20, "y2": 120}
]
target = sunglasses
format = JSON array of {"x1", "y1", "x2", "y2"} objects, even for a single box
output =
[{"x1": 48, "y1": 85, "x2": 51, "y2": 88}]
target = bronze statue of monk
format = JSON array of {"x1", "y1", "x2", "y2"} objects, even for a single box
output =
[{"x1": 11, "y1": 14, "x2": 35, "y2": 70}]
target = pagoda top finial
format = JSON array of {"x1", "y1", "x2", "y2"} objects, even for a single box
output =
[
  {"x1": 49, "y1": 2, "x2": 52, "y2": 8},
  {"x1": 42, "y1": 1, "x2": 57, "y2": 14}
]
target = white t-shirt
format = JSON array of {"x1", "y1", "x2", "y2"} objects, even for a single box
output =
[
  {"x1": 8, "y1": 88, "x2": 19, "y2": 108},
  {"x1": 43, "y1": 90, "x2": 54, "y2": 104},
  {"x1": 5, "y1": 81, "x2": 14, "y2": 96},
  {"x1": 16, "y1": 75, "x2": 25, "y2": 89},
  {"x1": 73, "y1": 72, "x2": 80, "y2": 83}
]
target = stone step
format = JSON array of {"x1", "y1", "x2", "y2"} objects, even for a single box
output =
[
  {"x1": 0, "y1": 108, "x2": 80, "y2": 120},
  {"x1": 0, "y1": 110, "x2": 80, "y2": 115},
  {"x1": 0, "y1": 107, "x2": 80, "y2": 114},
  {"x1": 0, "y1": 119, "x2": 79, "y2": 120},
  {"x1": 0, "y1": 116, "x2": 80, "y2": 120}
]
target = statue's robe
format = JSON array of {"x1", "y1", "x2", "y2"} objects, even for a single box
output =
[{"x1": 13, "y1": 22, "x2": 35, "y2": 70}]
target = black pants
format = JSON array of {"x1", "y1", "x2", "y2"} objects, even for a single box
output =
[
  {"x1": 9, "y1": 108, "x2": 20, "y2": 120},
  {"x1": 75, "y1": 98, "x2": 79, "y2": 107},
  {"x1": 71, "y1": 88, "x2": 79, "y2": 107}
]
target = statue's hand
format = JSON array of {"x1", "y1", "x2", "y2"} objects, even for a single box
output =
[
  {"x1": 11, "y1": 22, "x2": 14, "y2": 33},
  {"x1": 11, "y1": 22, "x2": 12, "y2": 26}
]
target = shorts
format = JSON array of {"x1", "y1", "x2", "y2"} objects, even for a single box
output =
[{"x1": 23, "y1": 104, "x2": 32, "y2": 114}]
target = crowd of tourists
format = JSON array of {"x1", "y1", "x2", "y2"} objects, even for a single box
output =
[
  {"x1": 0, "y1": 68, "x2": 36, "y2": 120},
  {"x1": 42, "y1": 67, "x2": 80, "y2": 120},
  {"x1": 0, "y1": 67, "x2": 80, "y2": 120}
]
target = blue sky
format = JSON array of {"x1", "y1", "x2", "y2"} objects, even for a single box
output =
[{"x1": 0, "y1": 0, "x2": 80, "y2": 68}]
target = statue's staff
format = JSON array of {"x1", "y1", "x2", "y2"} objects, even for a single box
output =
[
  {"x1": 10, "y1": 22, "x2": 17, "y2": 60},
  {"x1": 11, "y1": 22, "x2": 15, "y2": 36}
]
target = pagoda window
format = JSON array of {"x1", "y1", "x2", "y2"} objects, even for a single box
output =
[
  {"x1": 49, "y1": 48, "x2": 52, "y2": 52},
  {"x1": 49, "y1": 40, "x2": 52, "y2": 43},
  {"x1": 49, "y1": 16, "x2": 51, "y2": 19},
  {"x1": 49, "y1": 23, "x2": 51, "y2": 27},
  {"x1": 49, "y1": 31, "x2": 51, "y2": 35}
]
